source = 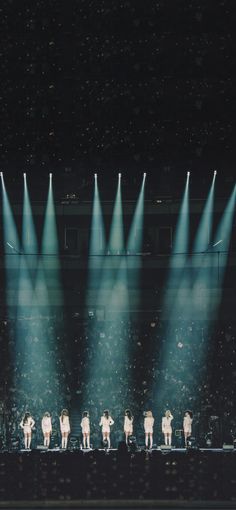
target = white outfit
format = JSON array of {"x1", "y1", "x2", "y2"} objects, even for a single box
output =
[
  {"x1": 42, "y1": 416, "x2": 52, "y2": 434},
  {"x1": 99, "y1": 416, "x2": 114, "y2": 433},
  {"x1": 20, "y1": 417, "x2": 35, "y2": 434},
  {"x1": 124, "y1": 416, "x2": 133, "y2": 434},
  {"x1": 162, "y1": 415, "x2": 173, "y2": 434},
  {"x1": 60, "y1": 415, "x2": 70, "y2": 433},
  {"x1": 183, "y1": 416, "x2": 192, "y2": 434},
  {"x1": 81, "y1": 416, "x2": 90, "y2": 434},
  {"x1": 144, "y1": 416, "x2": 154, "y2": 433}
]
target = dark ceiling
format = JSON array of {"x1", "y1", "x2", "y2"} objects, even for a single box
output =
[{"x1": 0, "y1": 0, "x2": 235, "y2": 200}]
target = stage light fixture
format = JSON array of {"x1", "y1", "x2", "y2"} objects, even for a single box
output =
[
  {"x1": 213, "y1": 240, "x2": 223, "y2": 248},
  {"x1": 94, "y1": 173, "x2": 97, "y2": 178}
]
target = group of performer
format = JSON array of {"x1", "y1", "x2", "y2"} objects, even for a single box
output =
[
  {"x1": 20, "y1": 409, "x2": 71, "y2": 450},
  {"x1": 20, "y1": 408, "x2": 193, "y2": 450}
]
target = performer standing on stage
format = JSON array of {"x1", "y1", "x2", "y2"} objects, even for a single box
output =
[
  {"x1": 81, "y1": 411, "x2": 90, "y2": 449},
  {"x1": 124, "y1": 409, "x2": 133, "y2": 444},
  {"x1": 59, "y1": 409, "x2": 70, "y2": 449},
  {"x1": 41, "y1": 412, "x2": 52, "y2": 448},
  {"x1": 99, "y1": 410, "x2": 114, "y2": 449},
  {"x1": 20, "y1": 411, "x2": 35, "y2": 450},
  {"x1": 144, "y1": 410, "x2": 154, "y2": 449},
  {"x1": 162, "y1": 410, "x2": 173, "y2": 446},
  {"x1": 183, "y1": 410, "x2": 193, "y2": 447}
]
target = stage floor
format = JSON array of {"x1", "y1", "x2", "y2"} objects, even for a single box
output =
[{"x1": 5, "y1": 447, "x2": 235, "y2": 454}]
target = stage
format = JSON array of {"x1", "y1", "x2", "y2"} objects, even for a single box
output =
[{"x1": 9, "y1": 447, "x2": 236, "y2": 454}]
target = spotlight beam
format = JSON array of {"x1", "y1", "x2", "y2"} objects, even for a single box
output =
[
  {"x1": 41, "y1": 174, "x2": 63, "y2": 307},
  {"x1": 163, "y1": 173, "x2": 190, "y2": 316},
  {"x1": 83, "y1": 175, "x2": 129, "y2": 416},
  {"x1": 1, "y1": 174, "x2": 21, "y2": 311}
]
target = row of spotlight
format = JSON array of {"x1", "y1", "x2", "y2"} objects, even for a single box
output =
[{"x1": 1, "y1": 172, "x2": 219, "y2": 178}]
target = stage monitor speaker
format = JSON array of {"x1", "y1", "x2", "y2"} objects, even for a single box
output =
[
  {"x1": 223, "y1": 444, "x2": 234, "y2": 451},
  {"x1": 175, "y1": 429, "x2": 183, "y2": 437},
  {"x1": 160, "y1": 445, "x2": 172, "y2": 450}
]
